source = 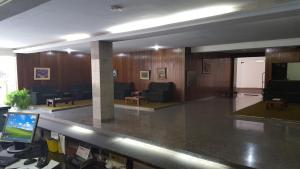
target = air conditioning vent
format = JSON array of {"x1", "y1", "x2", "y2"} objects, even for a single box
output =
[{"x1": 0, "y1": 0, "x2": 12, "y2": 7}]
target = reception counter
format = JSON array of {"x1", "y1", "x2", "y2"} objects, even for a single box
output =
[{"x1": 37, "y1": 117, "x2": 254, "y2": 169}]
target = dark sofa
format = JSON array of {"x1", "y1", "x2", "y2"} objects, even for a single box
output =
[
  {"x1": 70, "y1": 84, "x2": 92, "y2": 100},
  {"x1": 143, "y1": 82, "x2": 174, "y2": 102},
  {"x1": 263, "y1": 80, "x2": 300, "y2": 103},
  {"x1": 114, "y1": 82, "x2": 134, "y2": 99},
  {"x1": 30, "y1": 85, "x2": 61, "y2": 105}
]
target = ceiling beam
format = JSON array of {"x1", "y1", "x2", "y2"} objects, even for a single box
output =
[
  {"x1": 191, "y1": 38, "x2": 300, "y2": 53},
  {"x1": 0, "y1": 0, "x2": 50, "y2": 21}
]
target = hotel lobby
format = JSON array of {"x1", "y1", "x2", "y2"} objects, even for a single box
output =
[{"x1": 1, "y1": 0, "x2": 300, "y2": 169}]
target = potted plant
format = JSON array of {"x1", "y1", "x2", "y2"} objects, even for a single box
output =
[{"x1": 5, "y1": 89, "x2": 32, "y2": 110}]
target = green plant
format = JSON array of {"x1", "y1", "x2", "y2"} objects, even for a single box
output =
[{"x1": 5, "y1": 89, "x2": 31, "y2": 109}]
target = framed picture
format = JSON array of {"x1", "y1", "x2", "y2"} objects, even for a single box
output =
[
  {"x1": 202, "y1": 59, "x2": 211, "y2": 74},
  {"x1": 34, "y1": 67, "x2": 50, "y2": 80},
  {"x1": 140, "y1": 70, "x2": 151, "y2": 80},
  {"x1": 157, "y1": 67, "x2": 167, "y2": 79},
  {"x1": 113, "y1": 69, "x2": 117, "y2": 79}
]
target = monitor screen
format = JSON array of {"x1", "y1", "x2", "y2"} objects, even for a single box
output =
[{"x1": 1, "y1": 113, "x2": 39, "y2": 143}]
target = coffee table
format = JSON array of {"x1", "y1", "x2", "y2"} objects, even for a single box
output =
[
  {"x1": 47, "y1": 97, "x2": 74, "y2": 107},
  {"x1": 125, "y1": 96, "x2": 146, "y2": 107},
  {"x1": 265, "y1": 98, "x2": 287, "y2": 110}
]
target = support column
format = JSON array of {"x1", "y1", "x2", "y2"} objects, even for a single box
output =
[{"x1": 91, "y1": 41, "x2": 114, "y2": 123}]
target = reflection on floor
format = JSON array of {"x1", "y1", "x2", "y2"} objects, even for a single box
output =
[{"x1": 39, "y1": 94, "x2": 300, "y2": 169}]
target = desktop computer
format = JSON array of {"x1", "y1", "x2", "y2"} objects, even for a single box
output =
[{"x1": 0, "y1": 112, "x2": 40, "y2": 166}]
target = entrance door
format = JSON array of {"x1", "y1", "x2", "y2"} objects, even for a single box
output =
[
  {"x1": 235, "y1": 57, "x2": 266, "y2": 94},
  {"x1": 0, "y1": 56, "x2": 18, "y2": 104}
]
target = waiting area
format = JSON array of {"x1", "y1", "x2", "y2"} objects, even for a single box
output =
[{"x1": 1, "y1": 1, "x2": 300, "y2": 169}]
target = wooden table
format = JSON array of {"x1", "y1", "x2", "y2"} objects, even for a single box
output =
[
  {"x1": 47, "y1": 97, "x2": 74, "y2": 107},
  {"x1": 265, "y1": 98, "x2": 287, "y2": 110},
  {"x1": 125, "y1": 96, "x2": 146, "y2": 107}
]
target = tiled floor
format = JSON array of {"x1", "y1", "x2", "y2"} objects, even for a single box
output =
[{"x1": 38, "y1": 94, "x2": 300, "y2": 169}]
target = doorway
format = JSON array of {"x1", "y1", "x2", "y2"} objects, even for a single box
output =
[
  {"x1": 0, "y1": 56, "x2": 18, "y2": 104},
  {"x1": 235, "y1": 57, "x2": 266, "y2": 95}
]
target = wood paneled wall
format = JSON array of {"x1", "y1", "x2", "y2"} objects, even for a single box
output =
[
  {"x1": 17, "y1": 51, "x2": 91, "y2": 90},
  {"x1": 186, "y1": 53, "x2": 234, "y2": 100},
  {"x1": 17, "y1": 49, "x2": 237, "y2": 102},
  {"x1": 113, "y1": 48, "x2": 186, "y2": 102},
  {"x1": 265, "y1": 48, "x2": 300, "y2": 84}
]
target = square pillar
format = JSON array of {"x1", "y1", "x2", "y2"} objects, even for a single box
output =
[{"x1": 90, "y1": 41, "x2": 114, "y2": 123}]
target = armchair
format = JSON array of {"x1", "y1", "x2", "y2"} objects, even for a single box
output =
[
  {"x1": 114, "y1": 82, "x2": 134, "y2": 99},
  {"x1": 143, "y1": 82, "x2": 174, "y2": 102}
]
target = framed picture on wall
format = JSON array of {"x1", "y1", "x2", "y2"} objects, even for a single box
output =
[
  {"x1": 140, "y1": 70, "x2": 151, "y2": 80},
  {"x1": 202, "y1": 59, "x2": 211, "y2": 74},
  {"x1": 113, "y1": 69, "x2": 117, "y2": 79},
  {"x1": 157, "y1": 67, "x2": 167, "y2": 79},
  {"x1": 34, "y1": 67, "x2": 50, "y2": 80}
]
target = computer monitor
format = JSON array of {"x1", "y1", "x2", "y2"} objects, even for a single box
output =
[{"x1": 1, "y1": 112, "x2": 39, "y2": 144}]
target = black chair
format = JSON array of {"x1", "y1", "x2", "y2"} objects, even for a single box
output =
[
  {"x1": 143, "y1": 82, "x2": 174, "y2": 102},
  {"x1": 114, "y1": 82, "x2": 134, "y2": 100}
]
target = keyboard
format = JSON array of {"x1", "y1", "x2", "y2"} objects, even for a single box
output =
[{"x1": 0, "y1": 156, "x2": 19, "y2": 167}]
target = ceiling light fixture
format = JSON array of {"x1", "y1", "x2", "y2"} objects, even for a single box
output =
[
  {"x1": 106, "y1": 4, "x2": 238, "y2": 33},
  {"x1": 64, "y1": 48, "x2": 77, "y2": 54},
  {"x1": 46, "y1": 51, "x2": 54, "y2": 55},
  {"x1": 110, "y1": 5, "x2": 124, "y2": 12},
  {"x1": 117, "y1": 53, "x2": 128, "y2": 57},
  {"x1": 150, "y1": 45, "x2": 165, "y2": 51},
  {"x1": 76, "y1": 53, "x2": 84, "y2": 57},
  {"x1": 61, "y1": 33, "x2": 91, "y2": 41}
]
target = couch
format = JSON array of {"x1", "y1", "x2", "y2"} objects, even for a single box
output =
[
  {"x1": 70, "y1": 84, "x2": 92, "y2": 100},
  {"x1": 30, "y1": 85, "x2": 61, "y2": 105},
  {"x1": 263, "y1": 80, "x2": 300, "y2": 103},
  {"x1": 114, "y1": 82, "x2": 134, "y2": 100},
  {"x1": 143, "y1": 82, "x2": 174, "y2": 102}
]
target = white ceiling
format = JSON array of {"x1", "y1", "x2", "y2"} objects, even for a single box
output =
[
  {"x1": 0, "y1": 0, "x2": 300, "y2": 53},
  {"x1": 54, "y1": 9, "x2": 300, "y2": 53},
  {"x1": 0, "y1": 0, "x2": 50, "y2": 21}
]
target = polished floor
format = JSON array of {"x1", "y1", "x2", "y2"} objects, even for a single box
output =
[{"x1": 38, "y1": 94, "x2": 300, "y2": 169}]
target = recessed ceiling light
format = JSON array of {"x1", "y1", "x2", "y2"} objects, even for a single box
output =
[
  {"x1": 150, "y1": 45, "x2": 165, "y2": 51},
  {"x1": 76, "y1": 53, "x2": 85, "y2": 57},
  {"x1": 106, "y1": 4, "x2": 238, "y2": 33},
  {"x1": 64, "y1": 48, "x2": 77, "y2": 54},
  {"x1": 117, "y1": 53, "x2": 128, "y2": 57},
  {"x1": 110, "y1": 5, "x2": 124, "y2": 12},
  {"x1": 46, "y1": 51, "x2": 54, "y2": 55},
  {"x1": 61, "y1": 33, "x2": 91, "y2": 41}
]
